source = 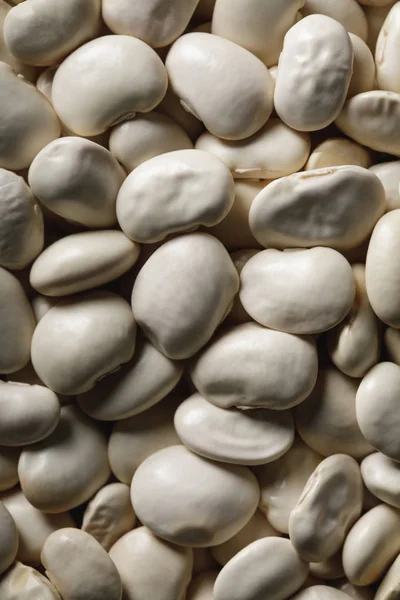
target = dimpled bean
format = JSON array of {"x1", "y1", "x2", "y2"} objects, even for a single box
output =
[
  {"x1": 376, "y1": 3, "x2": 400, "y2": 93},
  {"x1": 0, "y1": 168, "x2": 44, "y2": 270},
  {"x1": 3, "y1": 0, "x2": 101, "y2": 67},
  {"x1": 116, "y1": 149, "x2": 234, "y2": 243},
  {"x1": 255, "y1": 437, "x2": 323, "y2": 534},
  {"x1": 361, "y1": 452, "x2": 400, "y2": 508},
  {"x1": 343, "y1": 504, "x2": 400, "y2": 585},
  {"x1": 175, "y1": 393, "x2": 294, "y2": 465},
  {"x1": 41, "y1": 528, "x2": 122, "y2": 600},
  {"x1": 291, "y1": 586, "x2": 350, "y2": 600},
  {"x1": 0, "y1": 266, "x2": 35, "y2": 374},
  {"x1": 211, "y1": 0, "x2": 304, "y2": 67},
  {"x1": 301, "y1": 0, "x2": 368, "y2": 41},
  {"x1": 130, "y1": 445, "x2": 259, "y2": 547},
  {"x1": 356, "y1": 362, "x2": 400, "y2": 461},
  {"x1": 28, "y1": 137, "x2": 126, "y2": 229},
  {"x1": 31, "y1": 291, "x2": 136, "y2": 395},
  {"x1": 186, "y1": 571, "x2": 217, "y2": 600},
  {"x1": 295, "y1": 368, "x2": 374, "y2": 459},
  {"x1": 190, "y1": 322, "x2": 318, "y2": 409},
  {"x1": 249, "y1": 166, "x2": 385, "y2": 250},
  {"x1": 52, "y1": 35, "x2": 168, "y2": 136},
  {"x1": 305, "y1": 138, "x2": 371, "y2": 170},
  {"x1": 18, "y1": 405, "x2": 110, "y2": 513},
  {"x1": 131, "y1": 233, "x2": 239, "y2": 359},
  {"x1": 109, "y1": 112, "x2": 192, "y2": 172},
  {"x1": 30, "y1": 230, "x2": 140, "y2": 296},
  {"x1": 109, "y1": 526, "x2": 193, "y2": 600},
  {"x1": 0, "y1": 561, "x2": 61, "y2": 600},
  {"x1": 0, "y1": 501, "x2": 18, "y2": 574},
  {"x1": 366, "y1": 210, "x2": 400, "y2": 326},
  {"x1": 370, "y1": 161, "x2": 400, "y2": 211},
  {"x1": 166, "y1": 32, "x2": 274, "y2": 140},
  {"x1": 195, "y1": 118, "x2": 310, "y2": 180},
  {"x1": 213, "y1": 537, "x2": 309, "y2": 600},
  {"x1": 239, "y1": 248, "x2": 355, "y2": 335},
  {"x1": 82, "y1": 483, "x2": 136, "y2": 551},
  {"x1": 288, "y1": 454, "x2": 363, "y2": 562},
  {"x1": 274, "y1": 15, "x2": 353, "y2": 131}
]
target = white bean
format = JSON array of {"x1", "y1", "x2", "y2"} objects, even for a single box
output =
[
  {"x1": 0, "y1": 501, "x2": 18, "y2": 575},
  {"x1": 361, "y1": 452, "x2": 400, "y2": 508},
  {"x1": 0, "y1": 561, "x2": 61, "y2": 599}
]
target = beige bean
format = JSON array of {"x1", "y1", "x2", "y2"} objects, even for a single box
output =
[
  {"x1": 131, "y1": 233, "x2": 239, "y2": 359},
  {"x1": 213, "y1": 537, "x2": 308, "y2": 600},
  {"x1": 109, "y1": 526, "x2": 193, "y2": 600},
  {"x1": 294, "y1": 367, "x2": 374, "y2": 459},
  {"x1": 192, "y1": 549, "x2": 218, "y2": 575},
  {"x1": 332, "y1": 579, "x2": 375, "y2": 600},
  {"x1": 0, "y1": 487, "x2": 74, "y2": 564},
  {"x1": 305, "y1": 138, "x2": 371, "y2": 170},
  {"x1": 0, "y1": 446, "x2": 20, "y2": 491},
  {"x1": 130, "y1": 445, "x2": 259, "y2": 547},
  {"x1": 370, "y1": 161, "x2": 400, "y2": 211},
  {"x1": 0, "y1": 0, "x2": 35, "y2": 80},
  {"x1": 186, "y1": 571, "x2": 218, "y2": 600},
  {"x1": 227, "y1": 249, "x2": 259, "y2": 325},
  {"x1": 28, "y1": 137, "x2": 126, "y2": 229},
  {"x1": 0, "y1": 561, "x2": 61, "y2": 600},
  {"x1": 376, "y1": 2, "x2": 400, "y2": 93},
  {"x1": 289, "y1": 454, "x2": 363, "y2": 562},
  {"x1": 375, "y1": 553, "x2": 400, "y2": 600},
  {"x1": 0, "y1": 266, "x2": 35, "y2": 374},
  {"x1": 254, "y1": 437, "x2": 323, "y2": 534},
  {"x1": 249, "y1": 166, "x2": 385, "y2": 250},
  {"x1": 291, "y1": 586, "x2": 350, "y2": 600},
  {"x1": 0, "y1": 501, "x2": 18, "y2": 574},
  {"x1": 166, "y1": 32, "x2": 274, "y2": 140},
  {"x1": 347, "y1": 34, "x2": 376, "y2": 98},
  {"x1": 190, "y1": 322, "x2": 318, "y2": 409},
  {"x1": 31, "y1": 295, "x2": 60, "y2": 323},
  {"x1": 18, "y1": 405, "x2": 110, "y2": 513},
  {"x1": 42, "y1": 528, "x2": 122, "y2": 600},
  {"x1": 385, "y1": 326, "x2": 400, "y2": 364},
  {"x1": 309, "y1": 553, "x2": 345, "y2": 580},
  {"x1": 364, "y1": 2, "x2": 396, "y2": 53},
  {"x1": 156, "y1": 87, "x2": 204, "y2": 142},
  {"x1": 52, "y1": 35, "x2": 168, "y2": 136},
  {"x1": 343, "y1": 504, "x2": 400, "y2": 585},
  {"x1": 301, "y1": 0, "x2": 368, "y2": 41},
  {"x1": 239, "y1": 248, "x2": 355, "y2": 334},
  {"x1": 361, "y1": 452, "x2": 400, "y2": 508}
]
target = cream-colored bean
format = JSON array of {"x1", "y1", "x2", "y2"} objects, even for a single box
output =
[
  {"x1": 175, "y1": 393, "x2": 294, "y2": 465},
  {"x1": 102, "y1": 0, "x2": 199, "y2": 47},
  {"x1": 254, "y1": 437, "x2": 322, "y2": 534},
  {"x1": 0, "y1": 488, "x2": 74, "y2": 564},
  {"x1": 0, "y1": 0, "x2": 35, "y2": 80},
  {"x1": 30, "y1": 230, "x2": 140, "y2": 296},
  {"x1": 18, "y1": 405, "x2": 110, "y2": 513},
  {"x1": 239, "y1": 248, "x2": 355, "y2": 334},
  {"x1": 301, "y1": 0, "x2": 368, "y2": 41},
  {"x1": 28, "y1": 137, "x2": 125, "y2": 229},
  {"x1": 327, "y1": 264, "x2": 381, "y2": 378},
  {"x1": 109, "y1": 526, "x2": 193, "y2": 600},
  {"x1": 291, "y1": 586, "x2": 350, "y2": 600},
  {"x1": 0, "y1": 501, "x2": 18, "y2": 574},
  {"x1": 131, "y1": 445, "x2": 259, "y2": 547},
  {"x1": 332, "y1": 579, "x2": 375, "y2": 600},
  {"x1": 347, "y1": 34, "x2": 376, "y2": 98},
  {"x1": 108, "y1": 392, "x2": 181, "y2": 484},
  {"x1": 131, "y1": 233, "x2": 239, "y2": 359},
  {"x1": 31, "y1": 291, "x2": 136, "y2": 395},
  {"x1": 52, "y1": 35, "x2": 168, "y2": 136},
  {"x1": 249, "y1": 166, "x2": 385, "y2": 250},
  {"x1": 366, "y1": 210, "x2": 400, "y2": 326},
  {"x1": 109, "y1": 112, "x2": 192, "y2": 172},
  {"x1": 190, "y1": 322, "x2": 318, "y2": 409},
  {"x1": 78, "y1": 337, "x2": 182, "y2": 421},
  {"x1": 0, "y1": 168, "x2": 43, "y2": 270},
  {"x1": 0, "y1": 62, "x2": 60, "y2": 170},
  {"x1": 117, "y1": 149, "x2": 234, "y2": 243},
  {"x1": 213, "y1": 537, "x2": 308, "y2": 600},
  {"x1": 370, "y1": 161, "x2": 400, "y2": 211},
  {"x1": 305, "y1": 138, "x2": 371, "y2": 170},
  {"x1": 0, "y1": 381, "x2": 60, "y2": 446},
  {"x1": 385, "y1": 326, "x2": 400, "y2": 364},
  {"x1": 0, "y1": 561, "x2": 61, "y2": 600},
  {"x1": 157, "y1": 87, "x2": 204, "y2": 142},
  {"x1": 186, "y1": 571, "x2": 217, "y2": 600},
  {"x1": 227, "y1": 250, "x2": 259, "y2": 325},
  {"x1": 289, "y1": 454, "x2": 363, "y2": 562},
  {"x1": 295, "y1": 367, "x2": 374, "y2": 458},
  {"x1": 0, "y1": 446, "x2": 19, "y2": 491},
  {"x1": 166, "y1": 32, "x2": 274, "y2": 140},
  {"x1": 343, "y1": 504, "x2": 400, "y2": 585},
  {"x1": 356, "y1": 362, "x2": 400, "y2": 460},
  {"x1": 195, "y1": 118, "x2": 310, "y2": 180},
  {"x1": 42, "y1": 528, "x2": 122, "y2": 600},
  {"x1": 4, "y1": 0, "x2": 101, "y2": 66},
  {"x1": 364, "y1": 2, "x2": 396, "y2": 53},
  {"x1": 309, "y1": 553, "x2": 345, "y2": 580},
  {"x1": 0, "y1": 266, "x2": 35, "y2": 374},
  {"x1": 211, "y1": 0, "x2": 304, "y2": 67},
  {"x1": 375, "y1": 553, "x2": 400, "y2": 600},
  {"x1": 31, "y1": 295, "x2": 59, "y2": 322},
  {"x1": 274, "y1": 15, "x2": 353, "y2": 131},
  {"x1": 361, "y1": 452, "x2": 400, "y2": 508},
  {"x1": 376, "y1": 3, "x2": 400, "y2": 93},
  {"x1": 82, "y1": 483, "x2": 136, "y2": 551},
  {"x1": 336, "y1": 91, "x2": 400, "y2": 155},
  {"x1": 207, "y1": 181, "x2": 264, "y2": 250},
  {"x1": 212, "y1": 510, "x2": 278, "y2": 566}
]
